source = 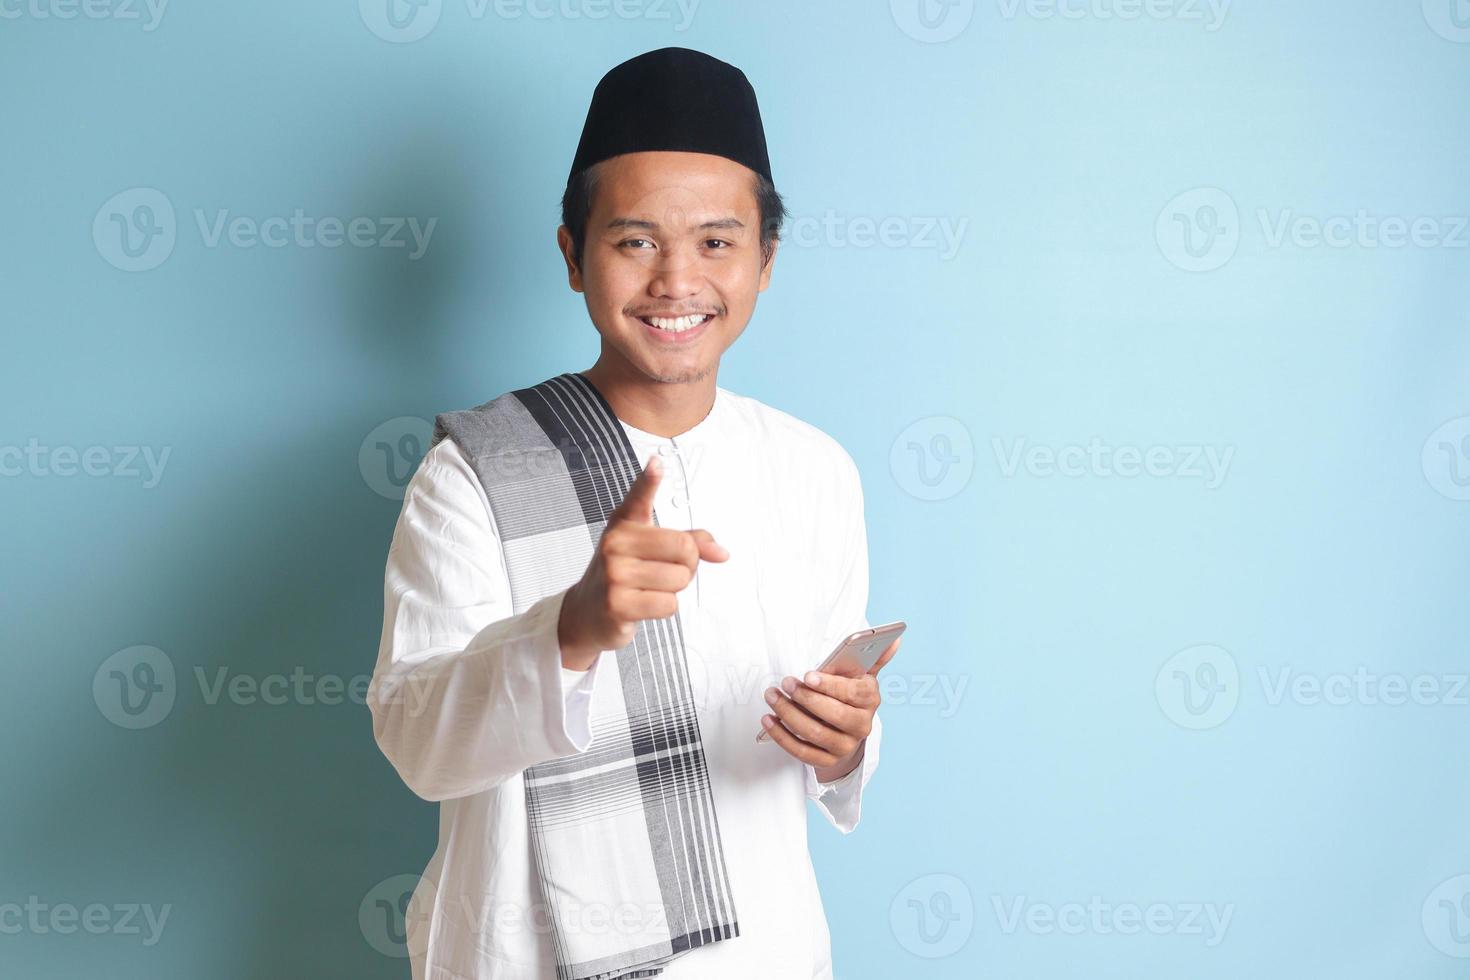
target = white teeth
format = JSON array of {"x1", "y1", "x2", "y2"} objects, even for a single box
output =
[{"x1": 646, "y1": 314, "x2": 709, "y2": 332}]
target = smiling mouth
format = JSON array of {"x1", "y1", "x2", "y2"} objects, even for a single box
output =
[{"x1": 637, "y1": 313, "x2": 715, "y2": 334}]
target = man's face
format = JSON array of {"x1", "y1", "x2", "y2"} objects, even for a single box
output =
[{"x1": 558, "y1": 151, "x2": 776, "y2": 386}]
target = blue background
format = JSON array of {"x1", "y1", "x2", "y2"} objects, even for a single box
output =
[{"x1": 3, "y1": 1, "x2": 1468, "y2": 977}]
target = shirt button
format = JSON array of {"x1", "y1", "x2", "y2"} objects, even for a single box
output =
[
  {"x1": 657, "y1": 444, "x2": 675, "y2": 456},
  {"x1": 671, "y1": 494, "x2": 686, "y2": 508}
]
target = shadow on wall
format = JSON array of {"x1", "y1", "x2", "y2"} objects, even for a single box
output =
[
  {"x1": 21, "y1": 121, "x2": 498, "y2": 980},
  {"x1": 23, "y1": 51, "x2": 612, "y2": 976}
]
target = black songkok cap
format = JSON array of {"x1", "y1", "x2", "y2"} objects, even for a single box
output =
[{"x1": 566, "y1": 47, "x2": 774, "y2": 191}]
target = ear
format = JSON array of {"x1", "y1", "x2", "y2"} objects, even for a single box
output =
[
  {"x1": 757, "y1": 237, "x2": 778, "y2": 292},
  {"x1": 556, "y1": 225, "x2": 584, "y2": 293}
]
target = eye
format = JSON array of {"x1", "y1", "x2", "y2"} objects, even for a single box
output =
[
  {"x1": 704, "y1": 239, "x2": 733, "y2": 249},
  {"x1": 620, "y1": 238, "x2": 655, "y2": 249}
]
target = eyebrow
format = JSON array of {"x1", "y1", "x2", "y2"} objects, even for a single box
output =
[{"x1": 605, "y1": 216, "x2": 746, "y2": 232}]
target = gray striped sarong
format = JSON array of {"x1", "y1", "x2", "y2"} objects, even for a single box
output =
[{"x1": 432, "y1": 371, "x2": 739, "y2": 980}]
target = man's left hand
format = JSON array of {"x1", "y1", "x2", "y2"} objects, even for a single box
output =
[{"x1": 760, "y1": 636, "x2": 901, "y2": 782}]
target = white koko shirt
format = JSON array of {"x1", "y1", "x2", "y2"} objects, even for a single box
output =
[{"x1": 370, "y1": 383, "x2": 881, "y2": 980}]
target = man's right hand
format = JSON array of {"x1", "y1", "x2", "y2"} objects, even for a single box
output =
[{"x1": 557, "y1": 454, "x2": 729, "y2": 670}]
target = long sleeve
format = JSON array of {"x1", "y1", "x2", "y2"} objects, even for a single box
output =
[
  {"x1": 368, "y1": 437, "x2": 610, "y2": 802},
  {"x1": 804, "y1": 447, "x2": 881, "y2": 834}
]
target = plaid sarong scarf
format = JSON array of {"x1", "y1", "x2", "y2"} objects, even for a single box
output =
[{"x1": 432, "y1": 371, "x2": 740, "y2": 980}]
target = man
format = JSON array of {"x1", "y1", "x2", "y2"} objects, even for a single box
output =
[{"x1": 369, "y1": 47, "x2": 900, "y2": 980}]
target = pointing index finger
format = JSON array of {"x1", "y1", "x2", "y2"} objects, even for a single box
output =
[{"x1": 612, "y1": 455, "x2": 662, "y2": 525}]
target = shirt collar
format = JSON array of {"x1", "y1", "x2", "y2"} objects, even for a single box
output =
[{"x1": 618, "y1": 386, "x2": 729, "y2": 447}]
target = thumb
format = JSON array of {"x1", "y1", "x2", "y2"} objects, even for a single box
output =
[
  {"x1": 688, "y1": 528, "x2": 730, "y2": 563},
  {"x1": 868, "y1": 636, "x2": 901, "y2": 676},
  {"x1": 613, "y1": 454, "x2": 662, "y2": 525}
]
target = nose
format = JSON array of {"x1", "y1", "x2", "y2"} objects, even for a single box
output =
[{"x1": 647, "y1": 241, "x2": 703, "y2": 300}]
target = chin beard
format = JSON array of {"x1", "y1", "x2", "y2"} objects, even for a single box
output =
[{"x1": 643, "y1": 362, "x2": 713, "y2": 385}]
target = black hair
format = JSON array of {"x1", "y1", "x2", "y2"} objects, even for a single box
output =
[{"x1": 560, "y1": 162, "x2": 788, "y2": 272}]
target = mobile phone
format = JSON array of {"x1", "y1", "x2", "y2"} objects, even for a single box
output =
[{"x1": 756, "y1": 620, "x2": 906, "y2": 743}]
